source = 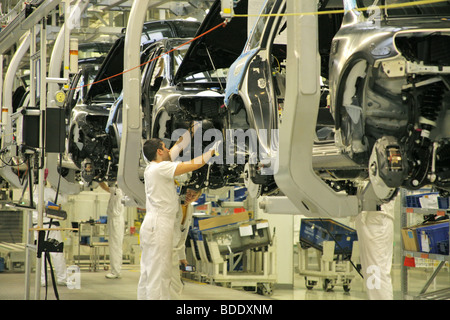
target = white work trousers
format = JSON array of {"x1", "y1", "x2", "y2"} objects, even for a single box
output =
[
  {"x1": 170, "y1": 249, "x2": 184, "y2": 300},
  {"x1": 170, "y1": 205, "x2": 193, "y2": 299},
  {"x1": 137, "y1": 212, "x2": 175, "y2": 300},
  {"x1": 108, "y1": 213, "x2": 124, "y2": 276},
  {"x1": 355, "y1": 211, "x2": 394, "y2": 300}
]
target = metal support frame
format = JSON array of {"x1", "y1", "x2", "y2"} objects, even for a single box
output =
[
  {"x1": 0, "y1": 54, "x2": 2, "y2": 129},
  {"x1": 399, "y1": 189, "x2": 450, "y2": 300},
  {"x1": 274, "y1": 0, "x2": 359, "y2": 218},
  {"x1": 0, "y1": 0, "x2": 61, "y2": 55},
  {"x1": 46, "y1": 0, "x2": 90, "y2": 196},
  {"x1": 117, "y1": 0, "x2": 149, "y2": 207},
  {"x1": 118, "y1": 0, "x2": 210, "y2": 206},
  {"x1": 16, "y1": 19, "x2": 49, "y2": 301},
  {"x1": 0, "y1": 31, "x2": 31, "y2": 189},
  {"x1": 0, "y1": 0, "x2": 78, "y2": 300},
  {"x1": 298, "y1": 240, "x2": 359, "y2": 292},
  {"x1": 195, "y1": 236, "x2": 277, "y2": 295},
  {"x1": 118, "y1": 0, "x2": 363, "y2": 216},
  {"x1": 32, "y1": 18, "x2": 48, "y2": 301},
  {"x1": 24, "y1": 210, "x2": 35, "y2": 300}
]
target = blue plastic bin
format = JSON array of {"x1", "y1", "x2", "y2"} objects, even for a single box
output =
[
  {"x1": 438, "y1": 197, "x2": 450, "y2": 209},
  {"x1": 98, "y1": 216, "x2": 108, "y2": 224},
  {"x1": 300, "y1": 218, "x2": 358, "y2": 255},
  {"x1": 405, "y1": 193, "x2": 449, "y2": 209},
  {"x1": 416, "y1": 221, "x2": 449, "y2": 254},
  {"x1": 80, "y1": 236, "x2": 90, "y2": 245},
  {"x1": 234, "y1": 187, "x2": 247, "y2": 201},
  {"x1": 406, "y1": 194, "x2": 423, "y2": 208}
]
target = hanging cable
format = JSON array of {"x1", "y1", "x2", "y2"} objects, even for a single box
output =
[{"x1": 70, "y1": 21, "x2": 227, "y2": 92}]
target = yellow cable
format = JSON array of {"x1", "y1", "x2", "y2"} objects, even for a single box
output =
[
  {"x1": 232, "y1": 0, "x2": 448, "y2": 17},
  {"x1": 69, "y1": 0, "x2": 447, "y2": 92}
]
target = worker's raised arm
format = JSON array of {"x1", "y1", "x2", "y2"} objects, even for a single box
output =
[
  {"x1": 174, "y1": 149, "x2": 214, "y2": 176},
  {"x1": 174, "y1": 140, "x2": 221, "y2": 176},
  {"x1": 99, "y1": 181, "x2": 110, "y2": 193},
  {"x1": 170, "y1": 121, "x2": 201, "y2": 160}
]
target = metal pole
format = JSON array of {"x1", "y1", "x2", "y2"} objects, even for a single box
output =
[
  {"x1": 34, "y1": 17, "x2": 48, "y2": 300},
  {"x1": 0, "y1": 53, "x2": 2, "y2": 128},
  {"x1": 400, "y1": 189, "x2": 408, "y2": 299},
  {"x1": 419, "y1": 261, "x2": 445, "y2": 295},
  {"x1": 63, "y1": 0, "x2": 70, "y2": 84},
  {"x1": 24, "y1": 210, "x2": 34, "y2": 300},
  {"x1": 118, "y1": 0, "x2": 149, "y2": 207},
  {"x1": 31, "y1": 22, "x2": 41, "y2": 300}
]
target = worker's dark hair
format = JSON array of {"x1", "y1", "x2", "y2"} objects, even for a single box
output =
[{"x1": 143, "y1": 138, "x2": 163, "y2": 161}]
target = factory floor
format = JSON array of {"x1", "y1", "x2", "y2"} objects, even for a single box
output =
[{"x1": 0, "y1": 263, "x2": 448, "y2": 301}]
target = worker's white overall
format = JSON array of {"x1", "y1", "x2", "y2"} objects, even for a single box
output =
[
  {"x1": 138, "y1": 211, "x2": 176, "y2": 300},
  {"x1": 355, "y1": 200, "x2": 395, "y2": 300},
  {"x1": 138, "y1": 160, "x2": 181, "y2": 300},
  {"x1": 107, "y1": 187, "x2": 125, "y2": 276},
  {"x1": 170, "y1": 204, "x2": 193, "y2": 299}
]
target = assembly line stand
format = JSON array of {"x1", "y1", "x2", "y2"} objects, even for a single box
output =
[{"x1": 5, "y1": 0, "x2": 72, "y2": 300}]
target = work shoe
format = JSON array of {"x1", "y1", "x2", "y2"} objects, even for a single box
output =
[{"x1": 105, "y1": 273, "x2": 121, "y2": 279}]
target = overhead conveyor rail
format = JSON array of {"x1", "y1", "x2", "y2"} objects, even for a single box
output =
[{"x1": 0, "y1": 0, "x2": 61, "y2": 55}]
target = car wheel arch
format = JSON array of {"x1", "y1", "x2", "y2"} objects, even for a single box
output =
[{"x1": 333, "y1": 52, "x2": 373, "y2": 130}]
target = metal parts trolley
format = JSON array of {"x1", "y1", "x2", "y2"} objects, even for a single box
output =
[
  {"x1": 297, "y1": 218, "x2": 360, "y2": 292},
  {"x1": 77, "y1": 220, "x2": 108, "y2": 271},
  {"x1": 190, "y1": 219, "x2": 277, "y2": 296}
]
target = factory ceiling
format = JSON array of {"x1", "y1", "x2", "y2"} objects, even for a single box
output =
[{"x1": 0, "y1": 0, "x2": 214, "y2": 74}]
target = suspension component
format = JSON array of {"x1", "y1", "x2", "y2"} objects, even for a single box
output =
[{"x1": 419, "y1": 81, "x2": 445, "y2": 138}]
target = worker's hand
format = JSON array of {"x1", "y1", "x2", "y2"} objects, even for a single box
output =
[
  {"x1": 179, "y1": 259, "x2": 189, "y2": 267},
  {"x1": 185, "y1": 188, "x2": 202, "y2": 204},
  {"x1": 208, "y1": 140, "x2": 222, "y2": 157}
]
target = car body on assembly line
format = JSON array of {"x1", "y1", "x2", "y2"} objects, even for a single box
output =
[
  {"x1": 317, "y1": 0, "x2": 450, "y2": 201},
  {"x1": 224, "y1": 0, "x2": 344, "y2": 197},
  {"x1": 149, "y1": 0, "x2": 249, "y2": 192},
  {"x1": 105, "y1": 37, "x2": 195, "y2": 181},
  {"x1": 65, "y1": 20, "x2": 200, "y2": 185},
  {"x1": 225, "y1": 0, "x2": 450, "y2": 204}
]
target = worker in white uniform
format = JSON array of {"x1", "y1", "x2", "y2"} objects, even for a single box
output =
[
  {"x1": 170, "y1": 188, "x2": 202, "y2": 299},
  {"x1": 32, "y1": 184, "x2": 68, "y2": 287},
  {"x1": 137, "y1": 123, "x2": 220, "y2": 300},
  {"x1": 355, "y1": 197, "x2": 396, "y2": 300},
  {"x1": 99, "y1": 182, "x2": 125, "y2": 279}
]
